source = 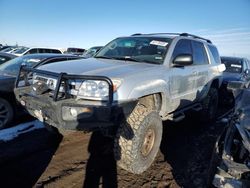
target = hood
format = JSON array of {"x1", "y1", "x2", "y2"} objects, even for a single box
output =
[
  {"x1": 223, "y1": 72, "x2": 242, "y2": 82},
  {"x1": 38, "y1": 58, "x2": 159, "y2": 78}
]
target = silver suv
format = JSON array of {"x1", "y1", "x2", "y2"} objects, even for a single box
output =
[{"x1": 14, "y1": 33, "x2": 225, "y2": 174}]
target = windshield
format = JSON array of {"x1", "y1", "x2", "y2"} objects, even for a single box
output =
[
  {"x1": 1, "y1": 47, "x2": 17, "y2": 53},
  {"x1": 95, "y1": 37, "x2": 172, "y2": 64},
  {"x1": 13, "y1": 47, "x2": 29, "y2": 54},
  {"x1": 222, "y1": 58, "x2": 243, "y2": 73},
  {"x1": 0, "y1": 56, "x2": 45, "y2": 76}
]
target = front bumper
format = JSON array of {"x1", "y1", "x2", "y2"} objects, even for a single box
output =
[
  {"x1": 14, "y1": 66, "x2": 138, "y2": 131},
  {"x1": 15, "y1": 86, "x2": 136, "y2": 131}
]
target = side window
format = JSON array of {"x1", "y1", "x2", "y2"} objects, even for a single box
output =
[
  {"x1": 208, "y1": 45, "x2": 220, "y2": 63},
  {"x1": 172, "y1": 39, "x2": 192, "y2": 62},
  {"x1": 44, "y1": 49, "x2": 51, "y2": 53},
  {"x1": 26, "y1": 48, "x2": 38, "y2": 54},
  {"x1": 192, "y1": 41, "x2": 209, "y2": 65},
  {"x1": 38, "y1": 48, "x2": 46, "y2": 53},
  {"x1": 51, "y1": 49, "x2": 61, "y2": 54}
]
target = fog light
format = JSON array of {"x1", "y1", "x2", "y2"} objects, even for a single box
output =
[{"x1": 62, "y1": 106, "x2": 93, "y2": 121}]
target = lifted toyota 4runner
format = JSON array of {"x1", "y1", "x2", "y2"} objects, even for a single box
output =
[{"x1": 14, "y1": 33, "x2": 225, "y2": 174}]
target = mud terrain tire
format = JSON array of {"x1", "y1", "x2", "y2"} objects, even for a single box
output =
[
  {"x1": 0, "y1": 98, "x2": 14, "y2": 129},
  {"x1": 114, "y1": 105, "x2": 162, "y2": 174},
  {"x1": 201, "y1": 87, "x2": 218, "y2": 121}
]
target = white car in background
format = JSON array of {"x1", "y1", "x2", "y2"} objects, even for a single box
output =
[{"x1": 12, "y1": 47, "x2": 62, "y2": 56}]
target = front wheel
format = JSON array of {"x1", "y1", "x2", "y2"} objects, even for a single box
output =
[
  {"x1": 0, "y1": 98, "x2": 14, "y2": 129},
  {"x1": 114, "y1": 106, "x2": 163, "y2": 174}
]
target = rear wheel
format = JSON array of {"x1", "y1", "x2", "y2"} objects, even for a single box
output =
[
  {"x1": 201, "y1": 87, "x2": 218, "y2": 122},
  {"x1": 114, "y1": 105, "x2": 162, "y2": 174},
  {"x1": 0, "y1": 98, "x2": 14, "y2": 129}
]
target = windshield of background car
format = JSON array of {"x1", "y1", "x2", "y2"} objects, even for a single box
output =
[
  {"x1": 222, "y1": 58, "x2": 243, "y2": 73},
  {"x1": 13, "y1": 47, "x2": 29, "y2": 54},
  {"x1": 1, "y1": 47, "x2": 16, "y2": 53},
  {"x1": 0, "y1": 56, "x2": 45, "y2": 76},
  {"x1": 95, "y1": 37, "x2": 172, "y2": 64}
]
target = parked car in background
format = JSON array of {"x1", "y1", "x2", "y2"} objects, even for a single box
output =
[
  {"x1": 64, "y1": 47, "x2": 85, "y2": 56},
  {"x1": 0, "y1": 46, "x2": 19, "y2": 53},
  {"x1": 0, "y1": 45, "x2": 12, "y2": 51},
  {"x1": 12, "y1": 47, "x2": 62, "y2": 56},
  {"x1": 82, "y1": 46, "x2": 103, "y2": 58},
  {"x1": 0, "y1": 52, "x2": 17, "y2": 65},
  {"x1": 219, "y1": 56, "x2": 250, "y2": 106},
  {"x1": 0, "y1": 53, "x2": 82, "y2": 129}
]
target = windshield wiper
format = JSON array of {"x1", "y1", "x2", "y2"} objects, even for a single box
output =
[
  {"x1": 95, "y1": 56, "x2": 158, "y2": 64},
  {"x1": 111, "y1": 56, "x2": 140, "y2": 62}
]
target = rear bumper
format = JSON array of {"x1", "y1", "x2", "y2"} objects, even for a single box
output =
[{"x1": 14, "y1": 87, "x2": 137, "y2": 131}]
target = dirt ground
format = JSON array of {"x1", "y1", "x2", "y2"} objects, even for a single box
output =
[{"x1": 0, "y1": 111, "x2": 227, "y2": 188}]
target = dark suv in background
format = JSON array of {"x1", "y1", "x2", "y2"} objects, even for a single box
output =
[{"x1": 219, "y1": 56, "x2": 250, "y2": 106}]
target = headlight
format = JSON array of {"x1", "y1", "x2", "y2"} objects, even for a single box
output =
[
  {"x1": 77, "y1": 79, "x2": 122, "y2": 100},
  {"x1": 78, "y1": 80, "x2": 109, "y2": 100}
]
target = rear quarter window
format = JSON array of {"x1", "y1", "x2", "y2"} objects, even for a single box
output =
[
  {"x1": 208, "y1": 45, "x2": 220, "y2": 64},
  {"x1": 51, "y1": 49, "x2": 62, "y2": 54}
]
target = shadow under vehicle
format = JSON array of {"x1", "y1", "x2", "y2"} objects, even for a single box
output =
[
  {"x1": 210, "y1": 81, "x2": 250, "y2": 188},
  {"x1": 0, "y1": 53, "x2": 82, "y2": 129}
]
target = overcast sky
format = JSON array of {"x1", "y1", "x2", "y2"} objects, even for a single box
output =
[{"x1": 0, "y1": 0, "x2": 249, "y2": 58}]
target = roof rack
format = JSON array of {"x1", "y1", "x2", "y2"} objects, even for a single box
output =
[
  {"x1": 131, "y1": 33, "x2": 180, "y2": 36},
  {"x1": 131, "y1": 32, "x2": 212, "y2": 43},
  {"x1": 179, "y1": 33, "x2": 212, "y2": 43}
]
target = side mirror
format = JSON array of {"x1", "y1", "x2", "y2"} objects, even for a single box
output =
[{"x1": 173, "y1": 54, "x2": 193, "y2": 66}]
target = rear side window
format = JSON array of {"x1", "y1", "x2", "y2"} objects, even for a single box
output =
[
  {"x1": 192, "y1": 41, "x2": 209, "y2": 65},
  {"x1": 208, "y1": 45, "x2": 220, "y2": 63},
  {"x1": 51, "y1": 49, "x2": 62, "y2": 54},
  {"x1": 172, "y1": 39, "x2": 192, "y2": 61},
  {"x1": 38, "y1": 48, "x2": 47, "y2": 53},
  {"x1": 26, "y1": 48, "x2": 38, "y2": 54}
]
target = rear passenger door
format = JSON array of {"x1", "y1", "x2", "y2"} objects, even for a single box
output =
[{"x1": 191, "y1": 40, "x2": 210, "y2": 100}]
